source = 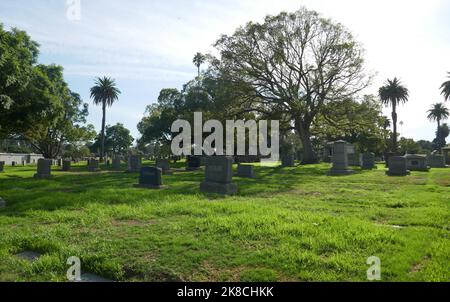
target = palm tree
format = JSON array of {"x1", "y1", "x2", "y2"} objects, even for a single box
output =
[
  {"x1": 193, "y1": 52, "x2": 205, "y2": 78},
  {"x1": 440, "y1": 72, "x2": 450, "y2": 101},
  {"x1": 90, "y1": 77, "x2": 121, "y2": 161},
  {"x1": 379, "y1": 78, "x2": 409, "y2": 152},
  {"x1": 427, "y1": 103, "x2": 449, "y2": 142}
]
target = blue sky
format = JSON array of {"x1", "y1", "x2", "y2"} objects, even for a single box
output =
[{"x1": 1, "y1": 0, "x2": 449, "y2": 142}]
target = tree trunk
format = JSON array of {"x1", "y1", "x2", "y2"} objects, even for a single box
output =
[
  {"x1": 296, "y1": 121, "x2": 317, "y2": 164},
  {"x1": 392, "y1": 103, "x2": 398, "y2": 152},
  {"x1": 100, "y1": 101, "x2": 106, "y2": 162}
]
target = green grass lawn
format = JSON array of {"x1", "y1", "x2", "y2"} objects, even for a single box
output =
[{"x1": 0, "y1": 161, "x2": 449, "y2": 282}]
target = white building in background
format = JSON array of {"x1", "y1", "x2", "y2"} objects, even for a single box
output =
[{"x1": 0, "y1": 153, "x2": 44, "y2": 165}]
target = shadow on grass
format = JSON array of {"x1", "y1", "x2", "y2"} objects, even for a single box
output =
[{"x1": 0, "y1": 162, "x2": 365, "y2": 215}]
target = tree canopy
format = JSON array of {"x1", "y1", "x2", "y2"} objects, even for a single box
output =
[{"x1": 210, "y1": 8, "x2": 369, "y2": 163}]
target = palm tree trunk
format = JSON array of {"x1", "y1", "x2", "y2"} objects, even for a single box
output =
[
  {"x1": 392, "y1": 103, "x2": 398, "y2": 152},
  {"x1": 437, "y1": 119, "x2": 441, "y2": 138},
  {"x1": 100, "y1": 101, "x2": 106, "y2": 162}
]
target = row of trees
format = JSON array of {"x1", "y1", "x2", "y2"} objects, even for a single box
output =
[
  {"x1": 0, "y1": 24, "x2": 133, "y2": 159},
  {"x1": 137, "y1": 8, "x2": 449, "y2": 161},
  {"x1": 378, "y1": 76, "x2": 449, "y2": 154}
]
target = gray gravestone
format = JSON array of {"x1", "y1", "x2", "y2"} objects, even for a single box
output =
[
  {"x1": 200, "y1": 156, "x2": 237, "y2": 195},
  {"x1": 361, "y1": 152, "x2": 376, "y2": 169},
  {"x1": 127, "y1": 155, "x2": 142, "y2": 173},
  {"x1": 88, "y1": 159, "x2": 101, "y2": 172},
  {"x1": 156, "y1": 159, "x2": 173, "y2": 175},
  {"x1": 186, "y1": 156, "x2": 201, "y2": 171},
  {"x1": 386, "y1": 156, "x2": 410, "y2": 176},
  {"x1": 62, "y1": 160, "x2": 71, "y2": 171},
  {"x1": 405, "y1": 154, "x2": 429, "y2": 171},
  {"x1": 328, "y1": 140, "x2": 356, "y2": 176},
  {"x1": 34, "y1": 159, "x2": 53, "y2": 179},
  {"x1": 134, "y1": 167, "x2": 166, "y2": 189},
  {"x1": 236, "y1": 164, "x2": 256, "y2": 178},
  {"x1": 427, "y1": 154, "x2": 445, "y2": 168},
  {"x1": 0, "y1": 161, "x2": 4, "y2": 172},
  {"x1": 281, "y1": 153, "x2": 295, "y2": 167},
  {"x1": 112, "y1": 157, "x2": 122, "y2": 170}
]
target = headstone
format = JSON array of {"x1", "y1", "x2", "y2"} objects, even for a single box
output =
[
  {"x1": 200, "y1": 156, "x2": 237, "y2": 195},
  {"x1": 11, "y1": 161, "x2": 16, "y2": 167},
  {"x1": 156, "y1": 159, "x2": 173, "y2": 175},
  {"x1": 0, "y1": 197, "x2": 6, "y2": 208},
  {"x1": 186, "y1": 156, "x2": 201, "y2": 171},
  {"x1": 62, "y1": 160, "x2": 71, "y2": 171},
  {"x1": 0, "y1": 161, "x2": 4, "y2": 173},
  {"x1": 133, "y1": 167, "x2": 166, "y2": 189},
  {"x1": 386, "y1": 156, "x2": 410, "y2": 176},
  {"x1": 16, "y1": 251, "x2": 41, "y2": 262},
  {"x1": 112, "y1": 157, "x2": 121, "y2": 171},
  {"x1": 281, "y1": 153, "x2": 295, "y2": 167},
  {"x1": 236, "y1": 164, "x2": 256, "y2": 178},
  {"x1": 127, "y1": 155, "x2": 142, "y2": 173},
  {"x1": 88, "y1": 159, "x2": 101, "y2": 172},
  {"x1": 384, "y1": 152, "x2": 401, "y2": 167},
  {"x1": 34, "y1": 159, "x2": 53, "y2": 179},
  {"x1": 361, "y1": 152, "x2": 376, "y2": 170},
  {"x1": 405, "y1": 154, "x2": 429, "y2": 171},
  {"x1": 427, "y1": 154, "x2": 445, "y2": 168},
  {"x1": 328, "y1": 141, "x2": 356, "y2": 176}
]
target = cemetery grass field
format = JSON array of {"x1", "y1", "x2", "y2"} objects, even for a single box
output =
[{"x1": 0, "y1": 161, "x2": 449, "y2": 282}]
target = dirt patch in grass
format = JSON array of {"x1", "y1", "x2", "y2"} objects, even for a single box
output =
[{"x1": 411, "y1": 256, "x2": 431, "y2": 274}]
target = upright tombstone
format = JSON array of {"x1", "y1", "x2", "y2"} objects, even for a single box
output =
[
  {"x1": 200, "y1": 156, "x2": 238, "y2": 195},
  {"x1": 386, "y1": 156, "x2": 410, "y2": 176},
  {"x1": 127, "y1": 155, "x2": 142, "y2": 173},
  {"x1": 427, "y1": 154, "x2": 446, "y2": 168},
  {"x1": 384, "y1": 152, "x2": 402, "y2": 167},
  {"x1": 88, "y1": 158, "x2": 101, "y2": 172},
  {"x1": 156, "y1": 159, "x2": 173, "y2": 175},
  {"x1": 186, "y1": 156, "x2": 201, "y2": 171},
  {"x1": 236, "y1": 164, "x2": 256, "y2": 178},
  {"x1": 328, "y1": 140, "x2": 356, "y2": 176},
  {"x1": 133, "y1": 167, "x2": 166, "y2": 189},
  {"x1": 11, "y1": 161, "x2": 16, "y2": 167},
  {"x1": 0, "y1": 161, "x2": 5, "y2": 173},
  {"x1": 62, "y1": 160, "x2": 71, "y2": 172},
  {"x1": 34, "y1": 159, "x2": 53, "y2": 179},
  {"x1": 281, "y1": 153, "x2": 295, "y2": 167},
  {"x1": 112, "y1": 157, "x2": 122, "y2": 171},
  {"x1": 361, "y1": 152, "x2": 376, "y2": 170},
  {"x1": 405, "y1": 154, "x2": 430, "y2": 171}
]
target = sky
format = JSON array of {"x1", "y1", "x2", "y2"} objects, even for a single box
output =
[{"x1": 1, "y1": 0, "x2": 449, "y2": 142}]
